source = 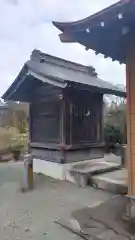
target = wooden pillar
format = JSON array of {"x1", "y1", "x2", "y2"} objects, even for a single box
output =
[
  {"x1": 60, "y1": 94, "x2": 66, "y2": 164},
  {"x1": 126, "y1": 48, "x2": 135, "y2": 196},
  {"x1": 23, "y1": 153, "x2": 33, "y2": 190}
]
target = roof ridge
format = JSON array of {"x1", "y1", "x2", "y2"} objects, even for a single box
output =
[{"x1": 31, "y1": 49, "x2": 97, "y2": 76}]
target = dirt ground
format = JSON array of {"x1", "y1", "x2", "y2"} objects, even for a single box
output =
[{"x1": 0, "y1": 162, "x2": 113, "y2": 240}]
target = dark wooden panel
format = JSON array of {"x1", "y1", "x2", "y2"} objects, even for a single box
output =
[
  {"x1": 31, "y1": 83, "x2": 62, "y2": 102},
  {"x1": 30, "y1": 142, "x2": 61, "y2": 149},
  {"x1": 65, "y1": 146, "x2": 104, "y2": 163},
  {"x1": 30, "y1": 84, "x2": 60, "y2": 143},
  {"x1": 30, "y1": 98, "x2": 61, "y2": 144},
  {"x1": 29, "y1": 83, "x2": 63, "y2": 144},
  {"x1": 31, "y1": 145, "x2": 104, "y2": 163},
  {"x1": 66, "y1": 88, "x2": 103, "y2": 144},
  {"x1": 30, "y1": 84, "x2": 103, "y2": 148},
  {"x1": 62, "y1": 87, "x2": 103, "y2": 146},
  {"x1": 31, "y1": 148, "x2": 63, "y2": 163}
]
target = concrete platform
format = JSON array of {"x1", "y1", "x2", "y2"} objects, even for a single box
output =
[{"x1": 91, "y1": 169, "x2": 128, "y2": 194}]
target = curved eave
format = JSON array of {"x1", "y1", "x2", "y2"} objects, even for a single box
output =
[
  {"x1": 53, "y1": 0, "x2": 130, "y2": 32},
  {"x1": 2, "y1": 64, "x2": 28, "y2": 100},
  {"x1": 53, "y1": 0, "x2": 134, "y2": 63}
]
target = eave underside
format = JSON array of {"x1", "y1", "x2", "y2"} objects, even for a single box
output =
[{"x1": 53, "y1": 0, "x2": 135, "y2": 63}]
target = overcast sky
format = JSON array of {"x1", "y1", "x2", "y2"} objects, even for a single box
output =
[{"x1": 0, "y1": 0, "x2": 125, "y2": 96}]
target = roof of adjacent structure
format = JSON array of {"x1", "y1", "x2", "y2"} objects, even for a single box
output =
[
  {"x1": 0, "y1": 100, "x2": 8, "y2": 108},
  {"x1": 53, "y1": 0, "x2": 135, "y2": 63},
  {"x1": 53, "y1": 1, "x2": 128, "y2": 31},
  {"x1": 2, "y1": 50, "x2": 125, "y2": 101}
]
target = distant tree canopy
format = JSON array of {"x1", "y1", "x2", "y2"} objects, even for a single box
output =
[{"x1": 0, "y1": 101, "x2": 28, "y2": 133}]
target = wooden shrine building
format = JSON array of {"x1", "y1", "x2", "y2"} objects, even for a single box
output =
[
  {"x1": 53, "y1": 0, "x2": 135, "y2": 191},
  {"x1": 2, "y1": 50, "x2": 125, "y2": 179}
]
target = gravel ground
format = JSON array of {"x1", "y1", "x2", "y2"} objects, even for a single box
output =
[{"x1": 0, "y1": 162, "x2": 113, "y2": 240}]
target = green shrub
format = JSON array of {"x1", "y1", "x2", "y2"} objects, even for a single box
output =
[
  {"x1": 0, "y1": 126, "x2": 28, "y2": 155},
  {"x1": 104, "y1": 125, "x2": 123, "y2": 152},
  {"x1": 0, "y1": 127, "x2": 12, "y2": 153},
  {"x1": 8, "y1": 127, "x2": 28, "y2": 151}
]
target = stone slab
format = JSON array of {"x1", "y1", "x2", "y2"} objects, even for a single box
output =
[
  {"x1": 91, "y1": 169, "x2": 127, "y2": 194},
  {"x1": 71, "y1": 161, "x2": 121, "y2": 174},
  {"x1": 70, "y1": 161, "x2": 122, "y2": 187}
]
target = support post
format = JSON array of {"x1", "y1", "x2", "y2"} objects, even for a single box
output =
[
  {"x1": 126, "y1": 48, "x2": 135, "y2": 196},
  {"x1": 23, "y1": 153, "x2": 33, "y2": 190}
]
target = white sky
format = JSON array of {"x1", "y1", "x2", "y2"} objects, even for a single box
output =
[{"x1": 0, "y1": 0, "x2": 125, "y2": 96}]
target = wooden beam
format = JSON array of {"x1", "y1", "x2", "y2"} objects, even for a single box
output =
[{"x1": 59, "y1": 32, "x2": 76, "y2": 43}]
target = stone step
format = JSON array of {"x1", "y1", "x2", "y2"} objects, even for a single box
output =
[
  {"x1": 70, "y1": 161, "x2": 121, "y2": 187},
  {"x1": 71, "y1": 161, "x2": 121, "y2": 175},
  {"x1": 91, "y1": 169, "x2": 128, "y2": 194}
]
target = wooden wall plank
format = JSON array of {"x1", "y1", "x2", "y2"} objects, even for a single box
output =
[{"x1": 30, "y1": 83, "x2": 61, "y2": 144}]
